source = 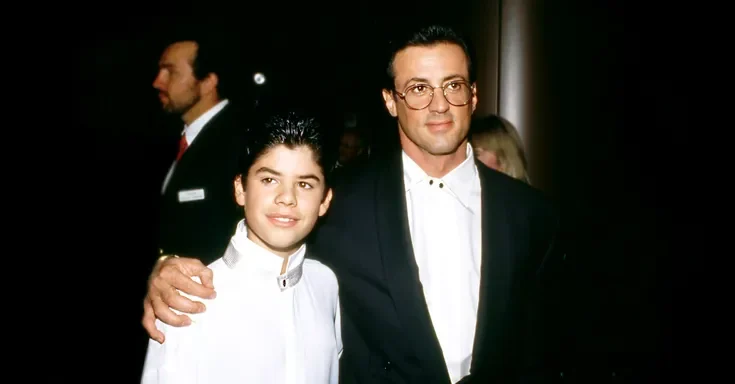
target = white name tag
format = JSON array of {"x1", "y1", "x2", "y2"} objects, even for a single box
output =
[{"x1": 178, "y1": 188, "x2": 205, "y2": 203}]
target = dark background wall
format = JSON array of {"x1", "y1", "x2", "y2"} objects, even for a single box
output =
[{"x1": 469, "y1": 1, "x2": 668, "y2": 381}]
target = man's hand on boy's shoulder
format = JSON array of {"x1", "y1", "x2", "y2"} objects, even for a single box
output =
[{"x1": 142, "y1": 255, "x2": 216, "y2": 343}]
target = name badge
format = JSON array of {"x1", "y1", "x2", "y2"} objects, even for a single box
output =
[{"x1": 178, "y1": 188, "x2": 205, "y2": 203}]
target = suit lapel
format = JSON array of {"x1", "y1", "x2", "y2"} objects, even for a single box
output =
[
  {"x1": 176, "y1": 105, "x2": 230, "y2": 168},
  {"x1": 470, "y1": 164, "x2": 515, "y2": 373},
  {"x1": 375, "y1": 151, "x2": 450, "y2": 381},
  {"x1": 166, "y1": 106, "x2": 231, "y2": 194}
]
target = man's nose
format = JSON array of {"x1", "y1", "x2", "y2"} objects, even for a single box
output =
[
  {"x1": 428, "y1": 90, "x2": 450, "y2": 113},
  {"x1": 152, "y1": 72, "x2": 166, "y2": 90}
]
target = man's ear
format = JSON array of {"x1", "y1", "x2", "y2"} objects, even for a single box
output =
[
  {"x1": 470, "y1": 82, "x2": 478, "y2": 113},
  {"x1": 200, "y1": 72, "x2": 219, "y2": 96},
  {"x1": 233, "y1": 174, "x2": 246, "y2": 207},
  {"x1": 382, "y1": 89, "x2": 398, "y2": 117}
]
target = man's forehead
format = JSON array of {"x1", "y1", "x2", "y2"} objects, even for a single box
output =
[
  {"x1": 160, "y1": 41, "x2": 197, "y2": 64},
  {"x1": 342, "y1": 132, "x2": 359, "y2": 140},
  {"x1": 392, "y1": 43, "x2": 469, "y2": 84}
]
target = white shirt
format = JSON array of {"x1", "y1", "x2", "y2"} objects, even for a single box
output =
[
  {"x1": 161, "y1": 99, "x2": 230, "y2": 194},
  {"x1": 141, "y1": 219, "x2": 342, "y2": 384},
  {"x1": 403, "y1": 143, "x2": 482, "y2": 383}
]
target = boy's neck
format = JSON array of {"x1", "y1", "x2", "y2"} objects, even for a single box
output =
[
  {"x1": 244, "y1": 228, "x2": 305, "y2": 275},
  {"x1": 280, "y1": 258, "x2": 288, "y2": 275}
]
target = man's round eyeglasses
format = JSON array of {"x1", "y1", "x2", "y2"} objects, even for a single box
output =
[{"x1": 393, "y1": 81, "x2": 474, "y2": 110}]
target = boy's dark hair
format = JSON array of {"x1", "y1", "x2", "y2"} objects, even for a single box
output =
[
  {"x1": 383, "y1": 24, "x2": 476, "y2": 90},
  {"x1": 239, "y1": 111, "x2": 335, "y2": 189}
]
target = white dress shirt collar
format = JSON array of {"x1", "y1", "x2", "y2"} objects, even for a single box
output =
[
  {"x1": 181, "y1": 99, "x2": 229, "y2": 144},
  {"x1": 402, "y1": 142, "x2": 479, "y2": 212},
  {"x1": 223, "y1": 219, "x2": 306, "y2": 291}
]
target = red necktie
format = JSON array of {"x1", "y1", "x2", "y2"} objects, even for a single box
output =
[{"x1": 176, "y1": 135, "x2": 188, "y2": 161}]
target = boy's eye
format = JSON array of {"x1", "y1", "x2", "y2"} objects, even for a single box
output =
[
  {"x1": 262, "y1": 177, "x2": 276, "y2": 184},
  {"x1": 298, "y1": 182, "x2": 312, "y2": 189}
]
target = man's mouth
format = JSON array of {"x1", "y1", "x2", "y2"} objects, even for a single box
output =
[{"x1": 426, "y1": 120, "x2": 453, "y2": 131}]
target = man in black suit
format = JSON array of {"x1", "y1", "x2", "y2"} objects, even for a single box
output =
[
  {"x1": 152, "y1": 36, "x2": 247, "y2": 265},
  {"x1": 142, "y1": 25, "x2": 565, "y2": 383},
  {"x1": 331, "y1": 127, "x2": 370, "y2": 190}
]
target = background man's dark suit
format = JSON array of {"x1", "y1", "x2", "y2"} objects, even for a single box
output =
[
  {"x1": 311, "y1": 150, "x2": 566, "y2": 383},
  {"x1": 158, "y1": 103, "x2": 248, "y2": 264}
]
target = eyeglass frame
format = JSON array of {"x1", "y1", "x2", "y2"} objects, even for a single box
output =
[{"x1": 392, "y1": 79, "x2": 476, "y2": 110}]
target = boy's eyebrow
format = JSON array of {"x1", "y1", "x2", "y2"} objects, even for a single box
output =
[
  {"x1": 299, "y1": 174, "x2": 321, "y2": 182},
  {"x1": 255, "y1": 167, "x2": 281, "y2": 176},
  {"x1": 255, "y1": 167, "x2": 322, "y2": 182}
]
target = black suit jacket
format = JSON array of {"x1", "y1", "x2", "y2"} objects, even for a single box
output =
[
  {"x1": 158, "y1": 104, "x2": 248, "y2": 264},
  {"x1": 311, "y1": 150, "x2": 565, "y2": 383}
]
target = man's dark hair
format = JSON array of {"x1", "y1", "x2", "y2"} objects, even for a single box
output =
[
  {"x1": 190, "y1": 37, "x2": 233, "y2": 99},
  {"x1": 239, "y1": 111, "x2": 336, "y2": 189},
  {"x1": 161, "y1": 27, "x2": 236, "y2": 99},
  {"x1": 383, "y1": 24, "x2": 476, "y2": 90}
]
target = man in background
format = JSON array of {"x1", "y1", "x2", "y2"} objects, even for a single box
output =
[
  {"x1": 152, "y1": 34, "x2": 248, "y2": 265},
  {"x1": 331, "y1": 116, "x2": 370, "y2": 188}
]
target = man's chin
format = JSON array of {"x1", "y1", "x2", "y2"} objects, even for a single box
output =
[{"x1": 424, "y1": 140, "x2": 466, "y2": 156}]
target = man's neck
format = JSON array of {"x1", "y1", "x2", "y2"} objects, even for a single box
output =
[
  {"x1": 182, "y1": 98, "x2": 221, "y2": 126},
  {"x1": 402, "y1": 138, "x2": 469, "y2": 178}
]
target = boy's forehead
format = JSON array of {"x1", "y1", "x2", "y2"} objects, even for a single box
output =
[{"x1": 251, "y1": 145, "x2": 323, "y2": 175}]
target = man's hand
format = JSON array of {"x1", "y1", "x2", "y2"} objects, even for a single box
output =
[{"x1": 142, "y1": 256, "x2": 216, "y2": 343}]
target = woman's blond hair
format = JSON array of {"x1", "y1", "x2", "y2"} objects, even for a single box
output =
[{"x1": 470, "y1": 114, "x2": 531, "y2": 184}]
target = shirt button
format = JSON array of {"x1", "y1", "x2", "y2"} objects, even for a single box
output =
[
  {"x1": 439, "y1": 183, "x2": 444, "y2": 188},
  {"x1": 429, "y1": 180, "x2": 434, "y2": 185}
]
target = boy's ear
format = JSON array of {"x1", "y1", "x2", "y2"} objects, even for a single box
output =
[
  {"x1": 318, "y1": 188, "x2": 333, "y2": 217},
  {"x1": 234, "y1": 174, "x2": 246, "y2": 207}
]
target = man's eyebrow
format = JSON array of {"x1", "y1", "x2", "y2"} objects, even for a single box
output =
[{"x1": 399, "y1": 74, "x2": 468, "y2": 88}]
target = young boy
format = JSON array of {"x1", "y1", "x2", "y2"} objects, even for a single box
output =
[{"x1": 141, "y1": 112, "x2": 341, "y2": 383}]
